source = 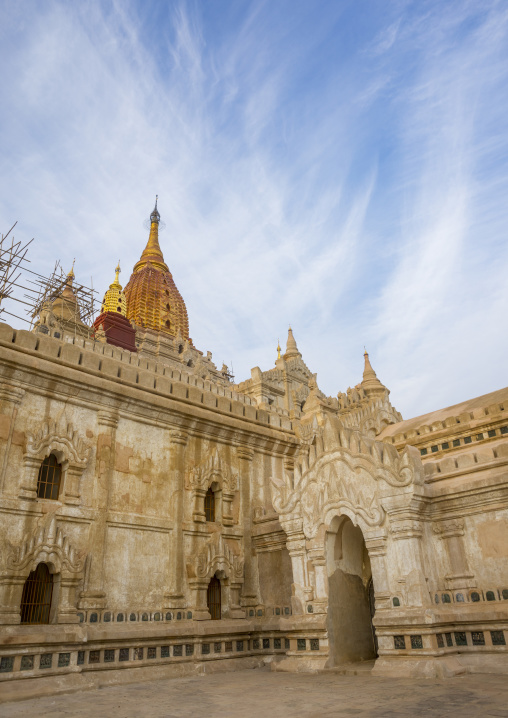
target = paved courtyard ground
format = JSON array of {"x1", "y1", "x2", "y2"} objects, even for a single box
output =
[{"x1": 2, "y1": 667, "x2": 508, "y2": 717}]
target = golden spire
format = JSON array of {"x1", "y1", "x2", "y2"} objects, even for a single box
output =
[
  {"x1": 133, "y1": 195, "x2": 169, "y2": 273},
  {"x1": 124, "y1": 199, "x2": 190, "y2": 339},
  {"x1": 101, "y1": 262, "x2": 127, "y2": 317},
  {"x1": 277, "y1": 339, "x2": 281, "y2": 359}
]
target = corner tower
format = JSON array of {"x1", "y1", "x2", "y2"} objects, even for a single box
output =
[{"x1": 124, "y1": 198, "x2": 190, "y2": 339}]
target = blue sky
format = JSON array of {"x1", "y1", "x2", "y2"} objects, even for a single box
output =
[{"x1": 1, "y1": 0, "x2": 507, "y2": 419}]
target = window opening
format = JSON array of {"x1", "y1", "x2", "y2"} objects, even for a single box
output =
[
  {"x1": 36, "y1": 454, "x2": 62, "y2": 500},
  {"x1": 207, "y1": 576, "x2": 221, "y2": 620},
  {"x1": 20, "y1": 563, "x2": 53, "y2": 624},
  {"x1": 205, "y1": 488, "x2": 215, "y2": 522}
]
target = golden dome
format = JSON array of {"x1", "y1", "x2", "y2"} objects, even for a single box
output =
[
  {"x1": 100, "y1": 263, "x2": 127, "y2": 316},
  {"x1": 124, "y1": 198, "x2": 190, "y2": 339}
]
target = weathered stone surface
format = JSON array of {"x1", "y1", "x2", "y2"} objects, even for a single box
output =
[{"x1": 0, "y1": 300, "x2": 507, "y2": 699}]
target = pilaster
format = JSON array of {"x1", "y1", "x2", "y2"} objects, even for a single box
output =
[
  {"x1": 281, "y1": 517, "x2": 312, "y2": 613},
  {"x1": 433, "y1": 518, "x2": 476, "y2": 589},
  {"x1": 0, "y1": 383, "x2": 25, "y2": 495},
  {"x1": 165, "y1": 428, "x2": 188, "y2": 608},
  {"x1": 306, "y1": 546, "x2": 328, "y2": 613},
  {"x1": 389, "y1": 518, "x2": 430, "y2": 607},
  {"x1": 364, "y1": 530, "x2": 391, "y2": 609},
  {"x1": 237, "y1": 445, "x2": 259, "y2": 608},
  {"x1": 78, "y1": 410, "x2": 118, "y2": 610}
]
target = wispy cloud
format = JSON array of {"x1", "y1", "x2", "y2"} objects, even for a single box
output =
[{"x1": 0, "y1": 0, "x2": 507, "y2": 418}]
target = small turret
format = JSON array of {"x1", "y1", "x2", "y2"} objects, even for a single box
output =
[
  {"x1": 100, "y1": 262, "x2": 127, "y2": 317},
  {"x1": 93, "y1": 263, "x2": 137, "y2": 352},
  {"x1": 36, "y1": 264, "x2": 89, "y2": 338},
  {"x1": 284, "y1": 326, "x2": 302, "y2": 360},
  {"x1": 361, "y1": 349, "x2": 387, "y2": 398}
]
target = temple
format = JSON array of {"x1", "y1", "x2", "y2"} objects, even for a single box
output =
[{"x1": 0, "y1": 199, "x2": 506, "y2": 699}]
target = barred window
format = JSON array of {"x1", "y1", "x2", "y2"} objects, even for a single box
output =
[
  {"x1": 36, "y1": 454, "x2": 62, "y2": 500},
  {"x1": 207, "y1": 576, "x2": 221, "y2": 620},
  {"x1": 20, "y1": 563, "x2": 53, "y2": 624},
  {"x1": 205, "y1": 487, "x2": 215, "y2": 522}
]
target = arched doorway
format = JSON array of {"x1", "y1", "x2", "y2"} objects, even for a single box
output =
[
  {"x1": 20, "y1": 563, "x2": 54, "y2": 624},
  {"x1": 326, "y1": 516, "x2": 377, "y2": 664},
  {"x1": 207, "y1": 575, "x2": 221, "y2": 619}
]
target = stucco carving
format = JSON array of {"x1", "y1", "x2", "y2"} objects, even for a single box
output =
[
  {"x1": 432, "y1": 518, "x2": 465, "y2": 538},
  {"x1": 25, "y1": 420, "x2": 90, "y2": 467},
  {"x1": 7, "y1": 516, "x2": 85, "y2": 575},
  {"x1": 271, "y1": 416, "x2": 424, "y2": 539},
  {"x1": 194, "y1": 534, "x2": 244, "y2": 581},
  {"x1": 185, "y1": 450, "x2": 238, "y2": 494},
  {"x1": 20, "y1": 420, "x2": 91, "y2": 502}
]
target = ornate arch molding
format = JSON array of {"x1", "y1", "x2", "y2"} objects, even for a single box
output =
[
  {"x1": 185, "y1": 450, "x2": 238, "y2": 525},
  {"x1": 7, "y1": 516, "x2": 85, "y2": 576},
  {"x1": 271, "y1": 432, "x2": 423, "y2": 541},
  {"x1": 193, "y1": 534, "x2": 244, "y2": 583},
  {"x1": 186, "y1": 534, "x2": 245, "y2": 620},
  {"x1": 20, "y1": 421, "x2": 91, "y2": 504},
  {"x1": 186, "y1": 450, "x2": 237, "y2": 493},
  {"x1": 270, "y1": 415, "x2": 425, "y2": 613},
  {"x1": 1, "y1": 516, "x2": 87, "y2": 625}
]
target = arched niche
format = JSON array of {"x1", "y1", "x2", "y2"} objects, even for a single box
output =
[{"x1": 325, "y1": 514, "x2": 377, "y2": 666}]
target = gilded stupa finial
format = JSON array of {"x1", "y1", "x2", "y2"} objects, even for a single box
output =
[
  {"x1": 113, "y1": 261, "x2": 121, "y2": 285},
  {"x1": 124, "y1": 199, "x2": 190, "y2": 340},
  {"x1": 277, "y1": 339, "x2": 281, "y2": 360},
  {"x1": 101, "y1": 262, "x2": 127, "y2": 317},
  {"x1": 133, "y1": 197, "x2": 167, "y2": 273},
  {"x1": 150, "y1": 195, "x2": 160, "y2": 224}
]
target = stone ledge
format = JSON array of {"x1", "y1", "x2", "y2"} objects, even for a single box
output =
[{"x1": 0, "y1": 322, "x2": 295, "y2": 437}]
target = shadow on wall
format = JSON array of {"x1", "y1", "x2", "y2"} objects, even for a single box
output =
[{"x1": 326, "y1": 516, "x2": 377, "y2": 665}]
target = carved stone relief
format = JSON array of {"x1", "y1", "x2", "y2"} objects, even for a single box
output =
[
  {"x1": 21, "y1": 420, "x2": 91, "y2": 503},
  {"x1": 7, "y1": 515, "x2": 85, "y2": 576},
  {"x1": 186, "y1": 450, "x2": 238, "y2": 524}
]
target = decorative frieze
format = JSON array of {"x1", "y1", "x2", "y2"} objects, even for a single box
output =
[
  {"x1": 432, "y1": 518, "x2": 465, "y2": 539},
  {"x1": 0, "y1": 384, "x2": 25, "y2": 406},
  {"x1": 97, "y1": 411, "x2": 119, "y2": 429},
  {"x1": 236, "y1": 445, "x2": 254, "y2": 462},
  {"x1": 389, "y1": 520, "x2": 423, "y2": 541},
  {"x1": 169, "y1": 428, "x2": 189, "y2": 447}
]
